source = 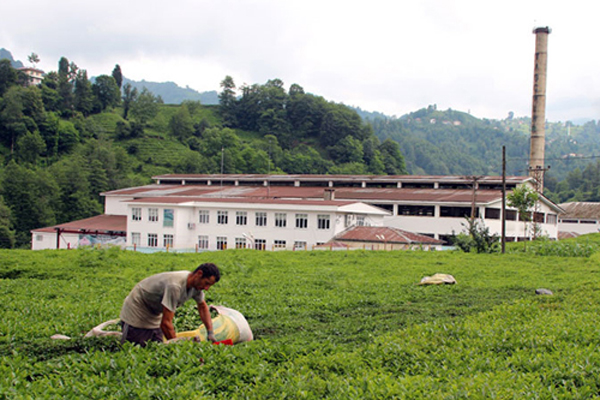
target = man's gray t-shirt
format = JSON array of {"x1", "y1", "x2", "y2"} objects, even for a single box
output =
[{"x1": 120, "y1": 271, "x2": 205, "y2": 329}]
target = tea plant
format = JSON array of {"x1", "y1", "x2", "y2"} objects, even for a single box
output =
[{"x1": 1, "y1": 238, "x2": 599, "y2": 399}]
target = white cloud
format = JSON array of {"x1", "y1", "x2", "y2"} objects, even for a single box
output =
[{"x1": 1, "y1": 0, "x2": 599, "y2": 122}]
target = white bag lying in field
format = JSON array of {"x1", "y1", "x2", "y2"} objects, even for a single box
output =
[
  {"x1": 418, "y1": 273, "x2": 457, "y2": 285},
  {"x1": 177, "y1": 305, "x2": 254, "y2": 343},
  {"x1": 54, "y1": 305, "x2": 253, "y2": 345}
]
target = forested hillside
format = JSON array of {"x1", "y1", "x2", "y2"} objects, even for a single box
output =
[
  {"x1": 367, "y1": 105, "x2": 600, "y2": 204},
  {"x1": 0, "y1": 57, "x2": 405, "y2": 248}
]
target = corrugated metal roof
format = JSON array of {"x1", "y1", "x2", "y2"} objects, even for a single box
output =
[
  {"x1": 334, "y1": 226, "x2": 445, "y2": 245},
  {"x1": 153, "y1": 173, "x2": 531, "y2": 185},
  {"x1": 126, "y1": 196, "x2": 356, "y2": 207},
  {"x1": 559, "y1": 202, "x2": 600, "y2": 219},
  {"x1": 557, "y1": 231, "x2": 580, "y2": 240},
  {"x1": 105, "y1": 184, "x2": 504, "y2": 205},
  {"x1": 32, "y1": 215, "x2": 127, "y2": 233}
]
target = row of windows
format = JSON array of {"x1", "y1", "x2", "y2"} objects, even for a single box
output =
[
  {"x1": 132, "y1": 208, "x2": 174, "y2": 227},
  {"x1": 131, "y1": 232, "x2": 174, "y2": 248},
  {"x1": 198, "y1": 235, "x2": 308, "y2": 251},
  {"x1": 391, "y1": 205, "x2": 557, "y2": 225},
  {"x1": 198, "y1": 210, "x2": 331, "y2": 229}
]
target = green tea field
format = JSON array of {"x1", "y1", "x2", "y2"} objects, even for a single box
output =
[{"x1": 1, "y1": 239, "x2": 600, "y2": 399}]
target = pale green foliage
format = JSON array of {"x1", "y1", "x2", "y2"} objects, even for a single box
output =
[
  {"x1": 129, "y1": 88, "x2": 161, "y2": 125},
  {"x1": 507, "y1": 185, "x2": 539, "y2": 242},
  {"x1": 452, "y1": 217, "x2": 499, "y2": 253},
  {"x1": 1, "y1": 244, "x2": 600, "y2": 397}
]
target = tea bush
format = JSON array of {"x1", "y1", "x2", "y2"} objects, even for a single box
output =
[{"x1": 1, "y1": 240, "x2": 599, "y2": 399}]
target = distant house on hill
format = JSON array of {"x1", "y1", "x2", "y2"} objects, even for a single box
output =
[
  {"x1": 18, "y1": 67, "x2": 44, "y2": 86},
  {"x1": 558, "y1": 202, "x2": 600, "y2": 237}
]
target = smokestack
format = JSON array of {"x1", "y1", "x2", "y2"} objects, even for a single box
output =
[{"x1": 529, "y1": 26, "x2": 551, "y2": 190}]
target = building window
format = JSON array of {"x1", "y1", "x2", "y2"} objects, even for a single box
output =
[
  {"x1": 485, "y1": 208, "x2": 501, "y2": 220},
  {"x1": 294, "y1": 241, "x2": 307, "y2": 250},
  {"x1": 371, "y1": 203, "x2": 394, "y2": 213},
  {"x1": 317, "y1": 215, "x2": 330, "y2": 230},
  {"x1": 132, "y1": 207, "x2": 142, "y2": 221},
  {"x1": 217, "y1": 236, "x2": 227, "y2": 250},
  {"x1": 274, "y1": 240, "x2": 286, "y2": 249},
  {"x1": 255, "y1": 239, "x2": 266, "y2": 250},
  {"x1": 440, "y1": 206, "x2": 478, "y2": 218},
  {"x1": 131, "y1": 232, "x2": 140, "y2": 246},
  {"x1": 217, "y1": 211, "x2": 228, "y2": 225},
  {"x1": 505, "y1": 210, "x2": 517, "y2": 221},
  {"x1": 163, "y1": 209, "x2": 174, "y2": 227},
  {"x1": 198, "y1": 235, "x2": 209, "y2": 250},
  {"x1": 356, "y1": 215, "x2": 365, "y2": 226},
  {"x1": 163, "y1": 234, "x2": 174, "y2": 248},
  {"x1": 198, "y1": 210, "x2": 210, "y2": 224},
  {"x1": 149, "y1": 208, "x2": 159, "y2": 222},
  {"x1": 397, "y1": 205, "x2": 434, "y2": 217},
  {"x1": 275, "y1": 213, "x2": 287, "y2": 227},
  {"x1": 295, "y1": 213, "x2": 308, "y2": 228},
  {"x1": 235, "y1": 237, "x2": 246, "y2": 249},
  {"x1": 546, "y1": 214, "x2": 557, "y2": 225},
  {"x1": 518, "y1": 212, "x2": 532, "y2": 222},
  {"x1": 256, "y1": 212, "x2": 267, "y2": 226},
  {"x1": 236, "y1": 211, "x2": 247, "y2": 226},
  {"x1": 148, "y1": 233, "x2": 158, "y2": 247},
  {"x1": 533, "y1": 212, "x2": 545, "y2": 223},
  {"x1": 345, "y1": 215, "x2": 355, "y2": 227}
]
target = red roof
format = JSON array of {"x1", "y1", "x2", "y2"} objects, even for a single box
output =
[
  {"x1": 126, "y1": 196, "x2": 356, "y2": 206},
  {"x1": 32, "y1": 214, "x2": 126, "y2": 233},
  {"x1": 104, "y1": 184, "x2": 504, "y2": 205},
  {"x1": 334, "y1": 226, "x2": 445, "y2": 245}
]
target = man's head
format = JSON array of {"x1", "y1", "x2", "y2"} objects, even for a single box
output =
[{"x1": 189, "y1": 263, "x2": 221, "y2": 291}]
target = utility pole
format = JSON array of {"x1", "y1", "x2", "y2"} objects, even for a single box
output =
[
  {"x1": 220, "y1": 147, "x2": 224, "y2": 188},
  {"x1": 468, "y1": 175, "x2": 484, "y2": 223},
  {"x1": 502, "y1": 146, "x2": 506, "y2": 254}
]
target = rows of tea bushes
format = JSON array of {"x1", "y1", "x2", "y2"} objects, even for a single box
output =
[{"x1": 1, "y1": 241, "x2": 599, "y2": 398}]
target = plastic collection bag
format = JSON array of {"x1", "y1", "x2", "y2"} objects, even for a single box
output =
[{"x1": 176, "y1": 305, "x2": 253, "y2": 343}]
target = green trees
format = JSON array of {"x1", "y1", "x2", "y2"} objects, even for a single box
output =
[
  {"x1": 121, "y1": 83, "x2": 138, "y2": 120},
  {"x1": 219, "y1": 75, "x2": 236, "y2": 127},
  {"x1": 507, "y1": 185, "x2": 539, "y2": 243},
  {"x1": 215, "y1": 76, "x2": 405, "y2": 175},
  {"x1": 92, "y1": 75, "x2": 120, "y2": 112},
  {"x1": 49, "y1": 156, "x2": 103, "y2": 222},
  {"x1": 57, "y1": 57, "x2": 75, "y2": 115},
  {"x1": 74, "y1": 70, "x2": 94, "y2": 116},
  {"x1": 1, "y1": 161, "x2": 59, "y2": 246},
  {"x1": 0, "y1": 59, "x2": 17, "y2": 96},
  {"x1": 169, "y1": 106, "x2": 194, "y2": 140},
  {"x1": 0, "y1": 196, "x2": 15, "y2": 248},
  {"x1": 129, "y1": 88, "x2": 161, "y2": 125},
  {"x1": 111, "y1": 64, "x2": 123, "y2": 89}
]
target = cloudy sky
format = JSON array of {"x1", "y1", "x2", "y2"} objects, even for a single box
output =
[{"x1": 1, "y1": 1, "x2": 598, "y2": 122}]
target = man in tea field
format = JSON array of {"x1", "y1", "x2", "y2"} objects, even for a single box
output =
[{"x1": 119, "y1": 263, "x2": 221, "y2": 346}]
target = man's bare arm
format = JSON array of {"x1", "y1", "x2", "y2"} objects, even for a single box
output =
[{"x1": 160, "y1": 307, "x2": 176, "y2": 340}]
